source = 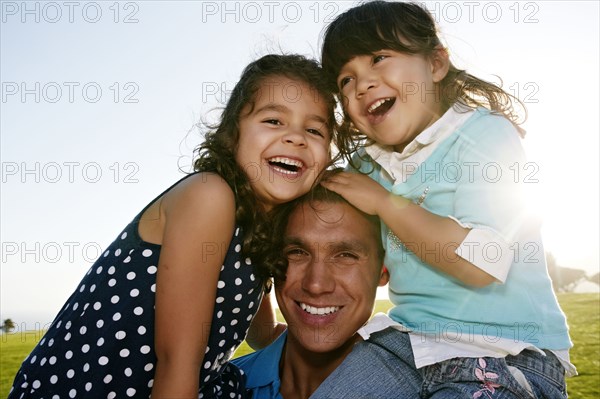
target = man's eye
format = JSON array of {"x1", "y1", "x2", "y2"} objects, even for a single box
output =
[
  {"x1": 338, "y1": 252, "x2": 359, "y2": 260},
  {"x1": 285, "y1": 248, "x2": 307, "y2": 259},
  {"x1": 331, "y1": 252, "x2": 360, "y2": 265}
]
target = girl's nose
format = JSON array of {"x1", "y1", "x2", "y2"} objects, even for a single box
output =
[
  {"x1": 356, "y1": 74, "x2": 378, "y2": 97},
  {"x1": 282, "y1": 128, "x2": 308, "y2": 147}
]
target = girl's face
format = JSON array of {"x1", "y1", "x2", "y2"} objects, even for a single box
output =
[
  {"x1": 236, "y1": 75, "x2": 331, "y2": 211},
  {"x1": 337, "y1": 49, "x2": 448, "y2": 152}
]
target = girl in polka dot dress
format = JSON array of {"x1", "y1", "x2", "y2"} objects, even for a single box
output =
[{"x1": 8, "y1": 54, "x2": 339, "y2": 399}]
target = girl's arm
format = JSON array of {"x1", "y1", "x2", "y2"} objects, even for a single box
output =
[
  {"x1": 322, "y1": 173, "x2": 495, "y2": 287},
  {"x1": 151, "y1": 173, "x2": 236, "y2": 398},
  {"x1": 245, "y1": 289, "x2": 286, "y2": 350}
]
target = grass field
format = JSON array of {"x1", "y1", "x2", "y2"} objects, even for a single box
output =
[{"x1": 1, "y1": 293, "x2": 598, "y2": 398}]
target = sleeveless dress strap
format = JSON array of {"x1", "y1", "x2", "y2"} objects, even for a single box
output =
[{"x1": 131, "y1": 172, "x2": 201, "y2": 223}]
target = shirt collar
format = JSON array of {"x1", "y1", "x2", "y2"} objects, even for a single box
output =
[
  {"x1": 365, "y1": 103, "x2": 474, "y2": 161},
  {"x1": 243, "y1": 331, "x2": 287, "y2": 389}
]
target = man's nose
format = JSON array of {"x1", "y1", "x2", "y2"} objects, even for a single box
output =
[{"x1": 301, "y1": 258, "x2": 335, "y2": 295}]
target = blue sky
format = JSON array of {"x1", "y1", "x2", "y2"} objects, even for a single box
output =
[{"x1": 1, "y1": 1, "x2": 599, "y2": 328}]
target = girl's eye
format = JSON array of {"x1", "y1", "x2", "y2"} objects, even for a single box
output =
[
  {"x1": 338, "y1": 76, "x2": 352, "y2": 89},
  {"x1": 373, "y1": 55, "x2": 387, "y2": 64},
  {"x1": 307, "y1": 128, "x2": 325, "y2": 138},
  {"x1": 264, "y1": 119, "x2": 282, "y2": 125}
]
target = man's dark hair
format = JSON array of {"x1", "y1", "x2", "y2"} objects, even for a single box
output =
[{"x1": 268, "y1": 170, "x2": 384, "y2": 281}]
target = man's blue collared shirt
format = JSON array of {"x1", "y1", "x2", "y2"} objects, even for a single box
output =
[{"x1": 232, "y1": 331, "x2": 287, "y2": 399}]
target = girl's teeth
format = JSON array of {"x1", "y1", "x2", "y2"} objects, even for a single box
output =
[
  {"x1": 299, "y1": 303, "x2": 340, "y2": 315},
  {"x1": 272, "y1": 166, "x2": 298, "y2": 176},
  {"x1": 268, "y1": 157, "x2": 303, "y2": 168},
  {"x1": 368, "y1": 98, "x2": 390, "y2": 113},
  {"x1": 267, "y1": 157, "x2": 304, "y2": 175}
]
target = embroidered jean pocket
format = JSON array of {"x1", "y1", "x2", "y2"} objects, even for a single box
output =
[{"x1": 420, "y1": 357, "x2": 535, "y2": 399}]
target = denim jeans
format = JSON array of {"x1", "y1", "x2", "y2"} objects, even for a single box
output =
[
  {"x1": 310, "y1": 328, "x2": 567, "y2": 399},
  {"x1": 421, "y1": 349, "x2": 568, "y2": 399},
  {"x1": 310, "y1": 328, "x2": 422, "y2": 399}
]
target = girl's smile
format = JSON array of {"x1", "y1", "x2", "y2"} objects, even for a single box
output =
[
  {"x1": 365, "y1": 96, "x2": 397, "y2": 125},
  {"x1": 338, "y1": 50, "x2": 448, "y2": 152},
  {"x1": 266, "y1": 155, "x2": 306, "y2": 178},
  {"x1": 236, "y1": 75, "x2": 331, "y2": 211}
]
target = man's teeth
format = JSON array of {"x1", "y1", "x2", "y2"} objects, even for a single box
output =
[
  {"x1": 368, "y1": 98, "x2": 392, "y2": 114},
  {"x1": 300, "y1": 303, "x2": 340, "y2": 316}
]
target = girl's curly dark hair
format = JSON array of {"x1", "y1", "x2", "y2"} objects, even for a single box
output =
[{"x1": 193, "y1": 54, "x2": 342, "y2": 287}]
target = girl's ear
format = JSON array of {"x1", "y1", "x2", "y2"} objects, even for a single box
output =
[{"x1": 430, "y1": 46, "x2": 450, "y2": 83}]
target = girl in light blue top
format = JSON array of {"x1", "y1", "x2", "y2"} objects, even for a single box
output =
[{"x1": 317, "y1": 1, "x2": 575, "y2": 398}]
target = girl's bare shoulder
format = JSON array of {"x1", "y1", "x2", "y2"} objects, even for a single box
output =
[{"x1": 163, "y1": 172, "x2": 236, "y2": 218}]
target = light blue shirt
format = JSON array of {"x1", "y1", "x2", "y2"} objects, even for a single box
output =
[
  {"x1": 232, "y1": 331, "x2": 287, "y2": 399},
  {"x1": 353, "y1": 108, "x2": 572, "y2": 350}
]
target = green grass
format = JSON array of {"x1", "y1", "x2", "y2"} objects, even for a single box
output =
[
  {"x1": 2, "y1": 294, "x2": 598, "y2": 398},
  {"x1": 556, "y1": 293, "x2": 600, "y2": 398},
  {"x1": 1, "y1": 329, "x2": 46, "y2": 397}
]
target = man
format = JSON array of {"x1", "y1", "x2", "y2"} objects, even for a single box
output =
[{"x1": 233, "y1": 186, "x2": 420, "y2": 399}]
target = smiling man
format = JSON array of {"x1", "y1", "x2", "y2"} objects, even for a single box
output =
[{"x1": 232, "y1": 185, "x2": 389, "y2": 399}]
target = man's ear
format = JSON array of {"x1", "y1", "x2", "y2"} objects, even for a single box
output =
[
  {"x1": 378, "y1": 265, "x2": 390, "y2": 286},
  {"x1": 430, "y1": 46, "x2": 450, "y2": 83}
]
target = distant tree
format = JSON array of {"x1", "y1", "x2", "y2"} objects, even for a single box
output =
[
  {"x1": 590, "y1": 273, "x2": 600, "y2": 285},
  {"x1": 1, "y1": 318, "x2": 16, "y2": 333},
  {"x1": 546, "y1": 252, "x2": 587, "y2": 292}
]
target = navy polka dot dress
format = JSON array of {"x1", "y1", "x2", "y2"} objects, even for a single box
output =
[{"x1": 8, "y1": 175, "x2": 264, "y2": 399}]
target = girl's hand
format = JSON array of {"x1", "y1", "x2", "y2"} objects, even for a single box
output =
[
  {"x1": 321, "y1": 172, "x2": 392, "y2": 215},
  {"x1": 324, "y1": 171, "x2": 495, "y2": 287}
]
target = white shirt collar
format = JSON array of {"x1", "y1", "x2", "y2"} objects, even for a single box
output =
[{"x1": 365, "y1": 103, "x2": 474, "y2": 162}]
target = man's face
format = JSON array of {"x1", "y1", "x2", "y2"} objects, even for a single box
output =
[{"x1": 275, "y1": 200, "x2": 388, "y2": 354}]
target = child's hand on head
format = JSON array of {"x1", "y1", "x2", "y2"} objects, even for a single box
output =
[{"x1": 322, "y1": 172, "x2": 390, "y2": 216}]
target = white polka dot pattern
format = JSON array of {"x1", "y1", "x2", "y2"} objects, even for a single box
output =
[{"x1": 8, "y1": 177, "x2": 263, "y2": 399}]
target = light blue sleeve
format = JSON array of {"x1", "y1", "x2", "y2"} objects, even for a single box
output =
[{"x1": 451, "y1": 112, "x2": 535, "y2": 281}]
